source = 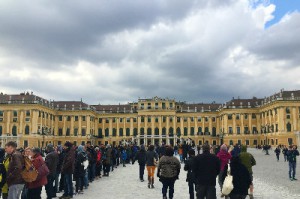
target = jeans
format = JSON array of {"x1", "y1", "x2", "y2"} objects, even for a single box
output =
[
  {"x1": 76, "y1": 176, "x2": 84, "y2": 192},
  {"x1": 88, "y1": 163, "x2": 96, "y2": 182},
  {"x1": 195, "y1": 185, "x2": 216, "y2": 199},
  {"x1": 161, "y1": 179, "x2": 176, "y2": 199},
  {"x1": 63, "y1": 174, "x2": 73, "y2": 197},
  {"x1": 54, "y1": 172, "x2": 60, "y2": 193},
  {"x1": 179, "y1": 154, "x2": 183, "y2": 162},
  {"x1": 104, "y1": 164, "x2": 111, "y2": 175},
  {"x1": 289, "y1": 162, "x2": 297, "y2": 178},
  {"x1": 45, "y1": 175, "x2": 55, "y2": 199},
  {"x1": 8, "y1": 184, "x2": 24, "y2": 199},
  {"x1": 59, "y1": 173, "x2": 65, "y2": 191},
  {"x1": 27, "y1": 186, "x2": 42, "y2": 199},
  {"x1": 188, "y1": 181, "x2": 195, "y2": 199},
  {"x1": 84, "y1": 170, "x2": 89, "y2": 188},
  {"x1": 21, "y1": 186, "x2": 28, "y2": 199},
  {"x1": 139, "y1": 165, "x2": 145, "y2": 180}
]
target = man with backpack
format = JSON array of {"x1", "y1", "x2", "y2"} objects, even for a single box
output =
[{"x1": 6, "y1": 141, "x2": 25, "y2": 199}]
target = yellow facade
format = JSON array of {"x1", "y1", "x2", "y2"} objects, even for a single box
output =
[{"x1": 0, "y1": 90, "x2": 300, "y2": 148}]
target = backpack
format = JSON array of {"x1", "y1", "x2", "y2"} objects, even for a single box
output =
[
  {"x1": 21, "y1": 156, "x2": 38, "y2": 183},
  {"x1": 102, "y1": 151, "x2": 107, "y2": 161}
]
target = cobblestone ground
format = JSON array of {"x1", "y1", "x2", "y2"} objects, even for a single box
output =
[{"x1": 41, "y1": 148, "x2": 300, "y2": 199}]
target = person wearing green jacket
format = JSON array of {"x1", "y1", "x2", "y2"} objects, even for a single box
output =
[{"x1": 239, "y1": 146, "x2": 256, "y2": 199}]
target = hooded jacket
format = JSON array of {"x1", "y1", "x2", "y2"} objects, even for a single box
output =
[{"x1": 217, "y1": 150, "x2": 232, "y2": 171}]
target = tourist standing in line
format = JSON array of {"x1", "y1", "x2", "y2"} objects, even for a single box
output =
[
  {"x1": 239, "y1": 146, "x2": 256, "y2": 199},
  {"x1": 217, "y1": 144, "x2": 232, "y2": 191},
  {"x1": 6, "y1": 141, "x2": 25, "y2": 199},
  {"x1": 274, "y1": 146, "x2": 281, "y2": 162},
  {"x1": 220, "y1": 156, "x2": 252, "y2": 199},
  {"x1": 184, "y1": 149, "x2": 196, "y2": 199},
  {"x1": 103, "y1": 144, "x2": 112, "y2": 177},
  {"x1": 74, "y1": 145, "x2": 87, "y2": 194},
  {"x1": 287, "y1": 145, "x2": 299, "y2": 181},
  {"x1": 60, "y1": 142, "x2": 75, "y2": 199},
  {"x1": 157, "y1": 146, "x2": 181, "y2": 199},
  {"x1": 0, "y1": 148, "x2": 6, "y2": 198},
  {"x1": 282, "y1": 146, "x2": 288, "y2": 162},
  {"x1": 146, "y1": 145, "x2": 158, "y2": 189},
  {"x1": 135, "y1": 145, "x2": 147, "y2": 182},
  {"x1": 192, "y1": 144, "x2": 220, "y2": 199},
  {"x1": 27, "y1": 148, "x2": 48, "y2": 199},
  {"x1": 45, "y1": 144, "x2": 59, "y2": 199}
]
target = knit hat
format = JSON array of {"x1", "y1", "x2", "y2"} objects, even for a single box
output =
[
  {"x1": 46, "y1": 144, "x2": 54, "y2": 152},
  {"x1": 220, "y1": 144, "x2": 227, "y2": 151},
  {"x1": 32, "y1": 147, "x2": 41, "y2": 154}
]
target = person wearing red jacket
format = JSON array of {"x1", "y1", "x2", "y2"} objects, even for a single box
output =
[
  {"x1": 27, "y1": 147, "x2": 48, "y2": 199},
  {"x1": 217, "y1": 144, "x2": 232, "y2": 193},
  {"x1": 95, "y1": 147, "x2": 102, "y2": 179}
]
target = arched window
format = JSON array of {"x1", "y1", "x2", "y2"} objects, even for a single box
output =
[
  {"x1": 119, "y1": 128, "x2": 123, "y2": 137},
  {"x1": 190, "y1": 127, "x2": 194, "y2": 136},
  {"x1": 147, "y1": 128, "x2": 152, "y2": 135},
  {"x1": 126, "y1": 128, "x2": 130, "y2": 137},
  {"x1": 140, "y1": 128, "x2": 144, "y2": 135},
  {"x1": 155, "y1": 128, "x2": 159, "y2": 135},
  {"x1": 287, "y1": 122, "x2": 292, "y2": 132},
  {"x1": 105, "y1": 128, "x2": 109, "y2": 137},
  {"x1": 112, "y1": 128, "x2": 117, "y2": 137},
  {"x1": 133, "y1": 128, "x2": 138, "y2": 136},
  {"x1": 12, "y1": 126, "x2": 17, "y2": 136},
  {"x1": 184, "y1": 127, "x2": 188, "y2": 136},
  {"x1": 176, "y1": 127, "x2": 181, "y2": 137},
  {"x1": 169, "y1": 127, "x2": 174, "y2": 136},
  {"x1": 98, "y1": 128, "x2": 103, "y2": 138},
  {"x1": 162, "y1": 127, "x2": 166, "y2": 135},
  {"x1": 25, "y1": 125, "x2": 30, "y2": 135},
  {"x1": 0, "y1": 126, "x2": 2, "y2": 136},
  {"x1": 205, "y1": 127, "x2": 209, "y2": 134},
  {"x1": 198, "y1": 127, "x2": 202, "y2": 134},
  {"x1": 212, "y1": 127, "x2": 216, "y2": 136}
]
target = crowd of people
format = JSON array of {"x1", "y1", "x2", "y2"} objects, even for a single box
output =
[{"x1": 0, "y1": 139, "x2": 298, "y2": 199}]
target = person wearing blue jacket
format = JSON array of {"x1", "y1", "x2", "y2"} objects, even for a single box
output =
[{"x1": 122, "y1": 148, "x2": 127, "y2": 167}]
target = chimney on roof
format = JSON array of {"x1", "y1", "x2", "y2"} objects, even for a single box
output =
[{"x1": 72, "y1": 104, "x2": 75, "y2": 110}]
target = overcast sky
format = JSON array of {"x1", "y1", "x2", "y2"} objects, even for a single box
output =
[{"x1": 0, "y1": 0, "x2": 299, "y2": 105}]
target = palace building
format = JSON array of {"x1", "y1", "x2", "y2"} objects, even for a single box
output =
[{"x1": 0, "y1": 89, "x2": 300, "y2": 148}]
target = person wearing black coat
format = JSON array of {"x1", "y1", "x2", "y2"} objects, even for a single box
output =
[
  {"x1": 184, "y1": 149, "x2": 196, "y2": 199},
  {"x1": 45, "y1": 144, "x2": 59, "y2": 199},
  {"x1": 221, "y1": 156, "x2": 252, "y2": 199},
  {"x1": 192, "y1": 144, "x2": 220, "y2": 199},
  {"x1": 0, "y1": 148, "x2": 6, "y2": 197},
  {"x1": 135, "y1": 145, "x2": 147, "y2": 182},
  {"x1": 74, "y1": 145, "x2": 87, "y2": 194}
]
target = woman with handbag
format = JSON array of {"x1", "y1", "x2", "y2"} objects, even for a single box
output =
[
  {"x1": 221, "y1": 156, "x2": 252, "y2": 199},
  {"x1": 27, "y1": 147, "x2": 49, "y2": 199}
]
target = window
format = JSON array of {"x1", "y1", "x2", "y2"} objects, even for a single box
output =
[
  {"x1": 119, "y1": 128, "x2": 123, "y2": 137},
  {"x1": 25, "y1": 125, "x2": 30, "y2": 135},
  {"x1": 252, "y1": 113, "x2": 256, "y2": 119},
  {"x1": 74, "y1": 128, "x2": 78, "y2": 136},
  {"x1": 183, "y1": 117, "x2": 187, "y2": 122},
  {"x1": 126, "y1": 118, "x2": 130, "y2": 123},
  {"x1": 98, "y1": 118, "x2": 102, "y2": 123},
  {"x1": 286, "y1": 107, "x2": 291, "y2": 114},
  {"x1": 162, "y1": 103, "x2": 166, "y2": 109},
  {"x1": 133, "y1": 128, "x2": 138, "y2": 136},
  {"x1": 228, "y1": 127, "x2": 233, "y2": 134},
  {"x1": 177, "y1": 117, "x2": 180, "y2": 123},
  {"x1": 162, "y1": 127, "x2": 166, "y2": 135},
  {"x1": 244, "y1": 126, "x2": 249, "y2": 134},
  {"x1": 162, "y1": 117, "x2": 166, "y2": 123},
  {"x1": 190, "y1": 117, "x2": 194, "y2": 122},
  {"x1": 212, "y1": 117, "x2": 216, "y2": 122},
  {"x1": 126, "y1": 128, "x2": 130, "y2": 137},
  {"x1": 82, "y1": 116, "x2": 86, "y2": 122},
  {"x1": 59, "y1": 116, "x2": 63, "y2": 121},
  {"x1": 147, "y1": 128, "x2": 152, "y2": 135},
  {"x1": 148, "y1": 117, "x2": 151, "y2": 123},
  {"x1": 169, "y1": 103, "x2": 173, "y2": 108},
  {"x1": 141, "y1": 117, "x2": 145, "y2": 123},
  {"x1": 119, "y1": 118, "x2": 123, "y2": 123},
  {"x1": 140, "y1": 128, "x2": 144, "y2": 135},
  {"x1": 155, "y1": 128, "x2": 159, "y2": 135},
  {"x1": 67, "y1": 116, "x2": 71, "y2": 121},
  {"x1": 13, "y1": 110, "x2": 18, "y2": 117},
  {"x1": 13, "y1": 118, "x2": 17, "y2": 122},
  {"x1": 236, "y1": 114, "x2": 240, "y2": 120},
  {"x1": 190, "y1": 127, "x2": 194, "y2": 136},
  {"x1": 197, "y1": 117, "x2": 201, "y2": 122},
  {"x1": 112, "y1": 128, "x2": 116, "y2": 137},
  {"x1": 184, "y1": 127, "x2": 188, "y2": 136},
  {"x1": 198, "y1": 127, "x2": 202, "y2": 134},
  {"x1": 0, "y1": 126, "x2": 2, "y2": 136},
  {"x1": 155, "y1": 117, "x2": 159, "y2": 123},
  {"x1": 228, "y1": 114, "x2": 232, "y2": 120},
  {"x1": 98, "y1": 128, "x2": 103, "y2": 138},
  {"x1": 170, "y1": 117, "x2": 173, "y2": 122},
  {"x1": 26, "y1": 110, "x2": 30, "y2": 117},
  {"x1": 133, "y1": 118, "x2": 137, "y2": 123},
  {"x1": 105, "y1": 128, "x2": 109, "y2": 137},
  {"x1": 237, "y1": 127, "x2": 240, "y2": 134},
  {"x1": 0, "y1": 111, "x2": 3, "y2": 117},
  {"x1": 66, "y1": 128, "x2": 70, "y2": 136},
  {"x1": 82, "y1": 128, "x2": 86, "y2": 136},
  {"x1": 140, "y1": 103, "x2": 144, "y2": 109},
  {"x1": 24, "y1": 140, "x2": 28, "y2": 148},
  {"x1": 59, "y1": 128, "x2": 63, "y2": 136},
  {"x1": 244, "y1": 114, "x2": 248, "y2": 120},
  {"x1": 287, "y1": 122, "x2": 292, "y2": 132},
  {"x1": 106, "y1": 119, "x2": 109, "y2": 123},
  {"x1": 155, "y1": 103, "x2": 159, "y2": 109},
  {"x1": 147, "y1": 103, "x2": 151, "y2": 109}
]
